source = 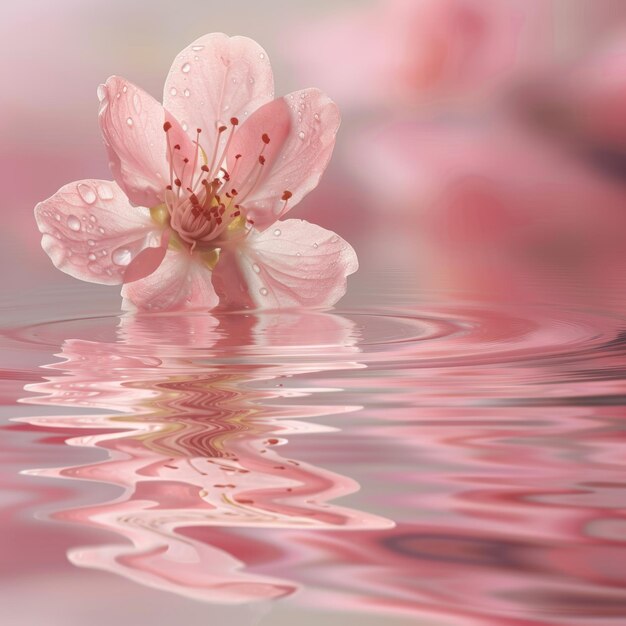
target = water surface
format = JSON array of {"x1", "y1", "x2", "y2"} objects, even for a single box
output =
[{"x1": 2, "y1": 279, "x2": 625, "y2": 625}]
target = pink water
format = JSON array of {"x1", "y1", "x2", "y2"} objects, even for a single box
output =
[{"x1": 2, "y1": 276, "x2": 626, "y2": 625}]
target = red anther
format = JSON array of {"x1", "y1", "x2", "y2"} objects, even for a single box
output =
[
  {"x1": 216, "y1": 217, "x2": 223, "y2": 225},
  {"x1": 174, "y1": 144, "x2": 181, "y2": 150},
  {"x1": 163, "y1": 121, "x2": 172, "y2": 132},
  {"x1": 230, "y1": 117, "x2": 239, "y2": 126},
  {"x1": 258, "y1": 155, "x2": 266, "y2": 165},
  {"x1": 192, "y1": 207, "x2": 201, "y2": 217},
  {"x1": 235, "y1": 154, "x2": 242, "y2": 159},
  {"x1": 189, "y1": 193, "x2": 200, "y2": 205},
  {"x1": 247, "y1": 218, "x2": 255, "y2": 224},
  {"x1": 262, "y1": 133, "x2": 270, "y2": 144},
  {"x1": 218, "y1": 125, "x2": 227, "y2": 133},
  {"x1": 219, "y1": 206, "x2": 225, "y2": 215},
  {"x1": 231, "y1": 188, "x2": 238, "y2": 196},
  {"x1": 281, "y1": 190, "x2": 292, "y2": 201},
  {"x1": 201, "y1": 164, "x2": 209, "y2": 172},
  {"x1": 196, "y1": 128, "x2": 202, "y2": 134},
  {"x1": 166, "y1": 184, "x2": 173, "y2": 190},
  {"x1": 225, "y1": 192, "x2": 232, "y2": 199},
  {"x1": 183, "y1": 157, "x2": 189, "y2": 163},
  {"x1": 232, "y1": 210, "x2": 241, "y2": 217},
  {"x1": 174, "y1": 178, "x2": 182, "y2": 187}
]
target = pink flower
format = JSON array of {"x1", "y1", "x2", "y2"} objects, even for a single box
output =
[{"x1": 34, "y1": 33, "x2": 357, "y2": 312}]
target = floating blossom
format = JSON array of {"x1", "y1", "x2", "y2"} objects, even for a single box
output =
[{"x1": 35, "y1": 33, "x2": 357, "y2": 311}]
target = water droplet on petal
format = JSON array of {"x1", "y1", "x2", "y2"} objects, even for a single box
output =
[
  {"x1": 77, "y1": 182, "x2": 96, "y2": 204},
  {"x1": 314, "y1": 113, "x2": 320, "y2": 122},
  {"x1": 170, "y1": 87, "x2": 177, "y2": 96},
  {"x1": 273, "y1": 228, "x2": 281, "y2": 237},
  {"x1": 96, "y1": 84, "x2": 106, "y2": 102},
  {"x1": 112, "y1": 247, "x2": 132, "y2": 266},
  {"x1": 98, "y1": 227, "x2": 105, "y2": 235},
  {"x1": 182, "y1": 122, "x2": 188, "y2": 131},
  {"x1": 122, "y1": 85, "x2": 128, "y2": 93},
  {"x1": 88, "y1": 253, "x2": 97, "y2": 261},
  {"x1": 182, "y1": 62, "x2": 191, "y2": 73},
  {"x1": 67, "y1": 215, "x2": 81, "y2": 231},
  {"x1": 97, "y1": 183, "x2": 114, "y2": 200},
  {"x1": 191, "y1": 45, "x2": 204, "y2": 51},
  {"x1": 132, "y1": 93, "x2": 142, "y2": 114},
  {"x1": 126, "y1": 117, "x2": 133, "y2": 127},
  {"x1": 331, "y1": 236, "x2": 338, "y2": 243},
  {"x1": 313, "y1": 242, "x2": 319, "y2": 248},
  {"x1": 184, "y1": 88, "x2": 190, "y2": 97},
  {"x1": 252, "y1": 263, "x2": 261, "y2": 274},
  {"x1": 87, "y1": 239, "x2": 96, "y2": 247},
  {"x1": 298, "y1": 131, "x2": 305, "y2": 140},
  {"x1": 259, "y1": 52, "x2": 265, "y2": 59},
  {"x1": 259, "y1": 287, "x2": 268, "y2": 296},
  {"x1": 89, "y1": 215, "x2": 97, "y2": 223},
  {"x1": 296, "y1": 252, "x2": 301, "y2": 257}
]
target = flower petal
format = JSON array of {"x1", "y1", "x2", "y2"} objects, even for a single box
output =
[
  {"x1": 121, "y1": 249, "x2": 219, "y2": 312},
  {"x1": 163, "y1": 33, "x2": 274, "y2": 165},
  {"x1": 227, "y1": 89, "x2": 340, "y2": 230},
  {"x1": 98, "y1": 76, "x2": 194, "y2": 208},
  {"x1": 212, "y1": 219, "x2": 358, "y2": 309},
  {"x1": 34, "y1": 179, "x2": 160, "y2": 285}
]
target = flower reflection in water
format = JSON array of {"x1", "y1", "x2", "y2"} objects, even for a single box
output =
[{"x1": 19, "y1": 311, "x2": 392, "y2": 603}]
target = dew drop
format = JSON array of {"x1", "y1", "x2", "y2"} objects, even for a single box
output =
[
  {"x1": 259, "y1": 52, "x2": 265, "y2": 59},
  {"x1": 126, "y1": 117, "x2": 133, "y2": 127},
  {"x1": 77, "y1": 182, "x2": 96, "y2": 204},
  {"x1": 314, "y1": 113, "x2": 320, "y2": 122},
  {"x1": 170, "y1": 87, "x2": 177, "y2": 96},
  {"x1": 97, "y1": 183, "x2": 113, "y2": 200},
  {"x1": 248, "y1": 77, "x2": 255, "y2": 84},
  {"x1": 273, "y1": 228, "x2": 281, "y2": 237},
  {"x1": 122, "y1": 85, "x2": 128, "y2": 93},
  {"x1": 98, "y1": 227, "x2": 105, "y2": 235},
  {"x1": 96, "y1": 84, "x2": 106, "y2": 102},
  {"x1": 331, "y1": 236, "x2": 338, "y2": 243},
  {"x1": 132, "y1": 92, "x2": 142, "y2": 114},
  {"x1": 112, "y1": 247, "x2": 132, "y2": 266},
  {"x1": 259, "y1": 287, "x2": 268, "y2": 296},
  {"x1": 313, "y1": 242, "x2": 319, "y2": 248},
  {"x1": 252, "y1": 263, "x2": 261, "y2": 274},
  {"x1": 184, "y1": 88, "x2": 190, "y2": 97},
  {"x1": 54, "y1": 214, "x2": 61, "y2": 222},
  {"x1": 87, "y1": 239, "x2": 96, "y2": 247},
  {"x1": 296, "y1": 252, "x2": 301, "y2": 257},
  {"x1": 182, "y1": 62, "x2": 191, "y2": 73},
  {"x1": 298, "y1": 131, "x2": 305, "y2": 140},
  {"x1": 194, "y1": 55, "x2": 199, "y2": 61},
  {"x1": 88, "y1": 253, "x2": 97, "y2": 261},
  {"x1": 191, "y1": 45, "x2": 204, "y2": 51},
  {"x1": 89, "y1": 215, "x2": 97, "y2": 223},
  {"x1": 67, "y1": 215, "x2": 81, "y2": 231},
  {"x1": 182, "y1": 122, "x2": 188, "y2": 131}
]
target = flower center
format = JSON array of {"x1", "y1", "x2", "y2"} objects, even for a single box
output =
[{"x1": 156, "y1": 119, "x2": 291, "y2": 255}]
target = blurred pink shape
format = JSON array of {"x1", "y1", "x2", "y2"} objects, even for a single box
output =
[
  {"x1": 35, "y1": 33, "x2": 357, "y2": 311},
  {"x1": 290, "y1": 0, "x2": 553, "y2": 108},
  {"x1": 348, "y1": 116, "x2": 626, "y2": 305}
]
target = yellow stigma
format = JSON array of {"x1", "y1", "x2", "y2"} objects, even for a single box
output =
[
  {"x1": 150, "y1": 204, "x2": 169, "y2": 226},
  {"x1": 198, "y1": 248, "x2": 220, "y2": 269}
]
